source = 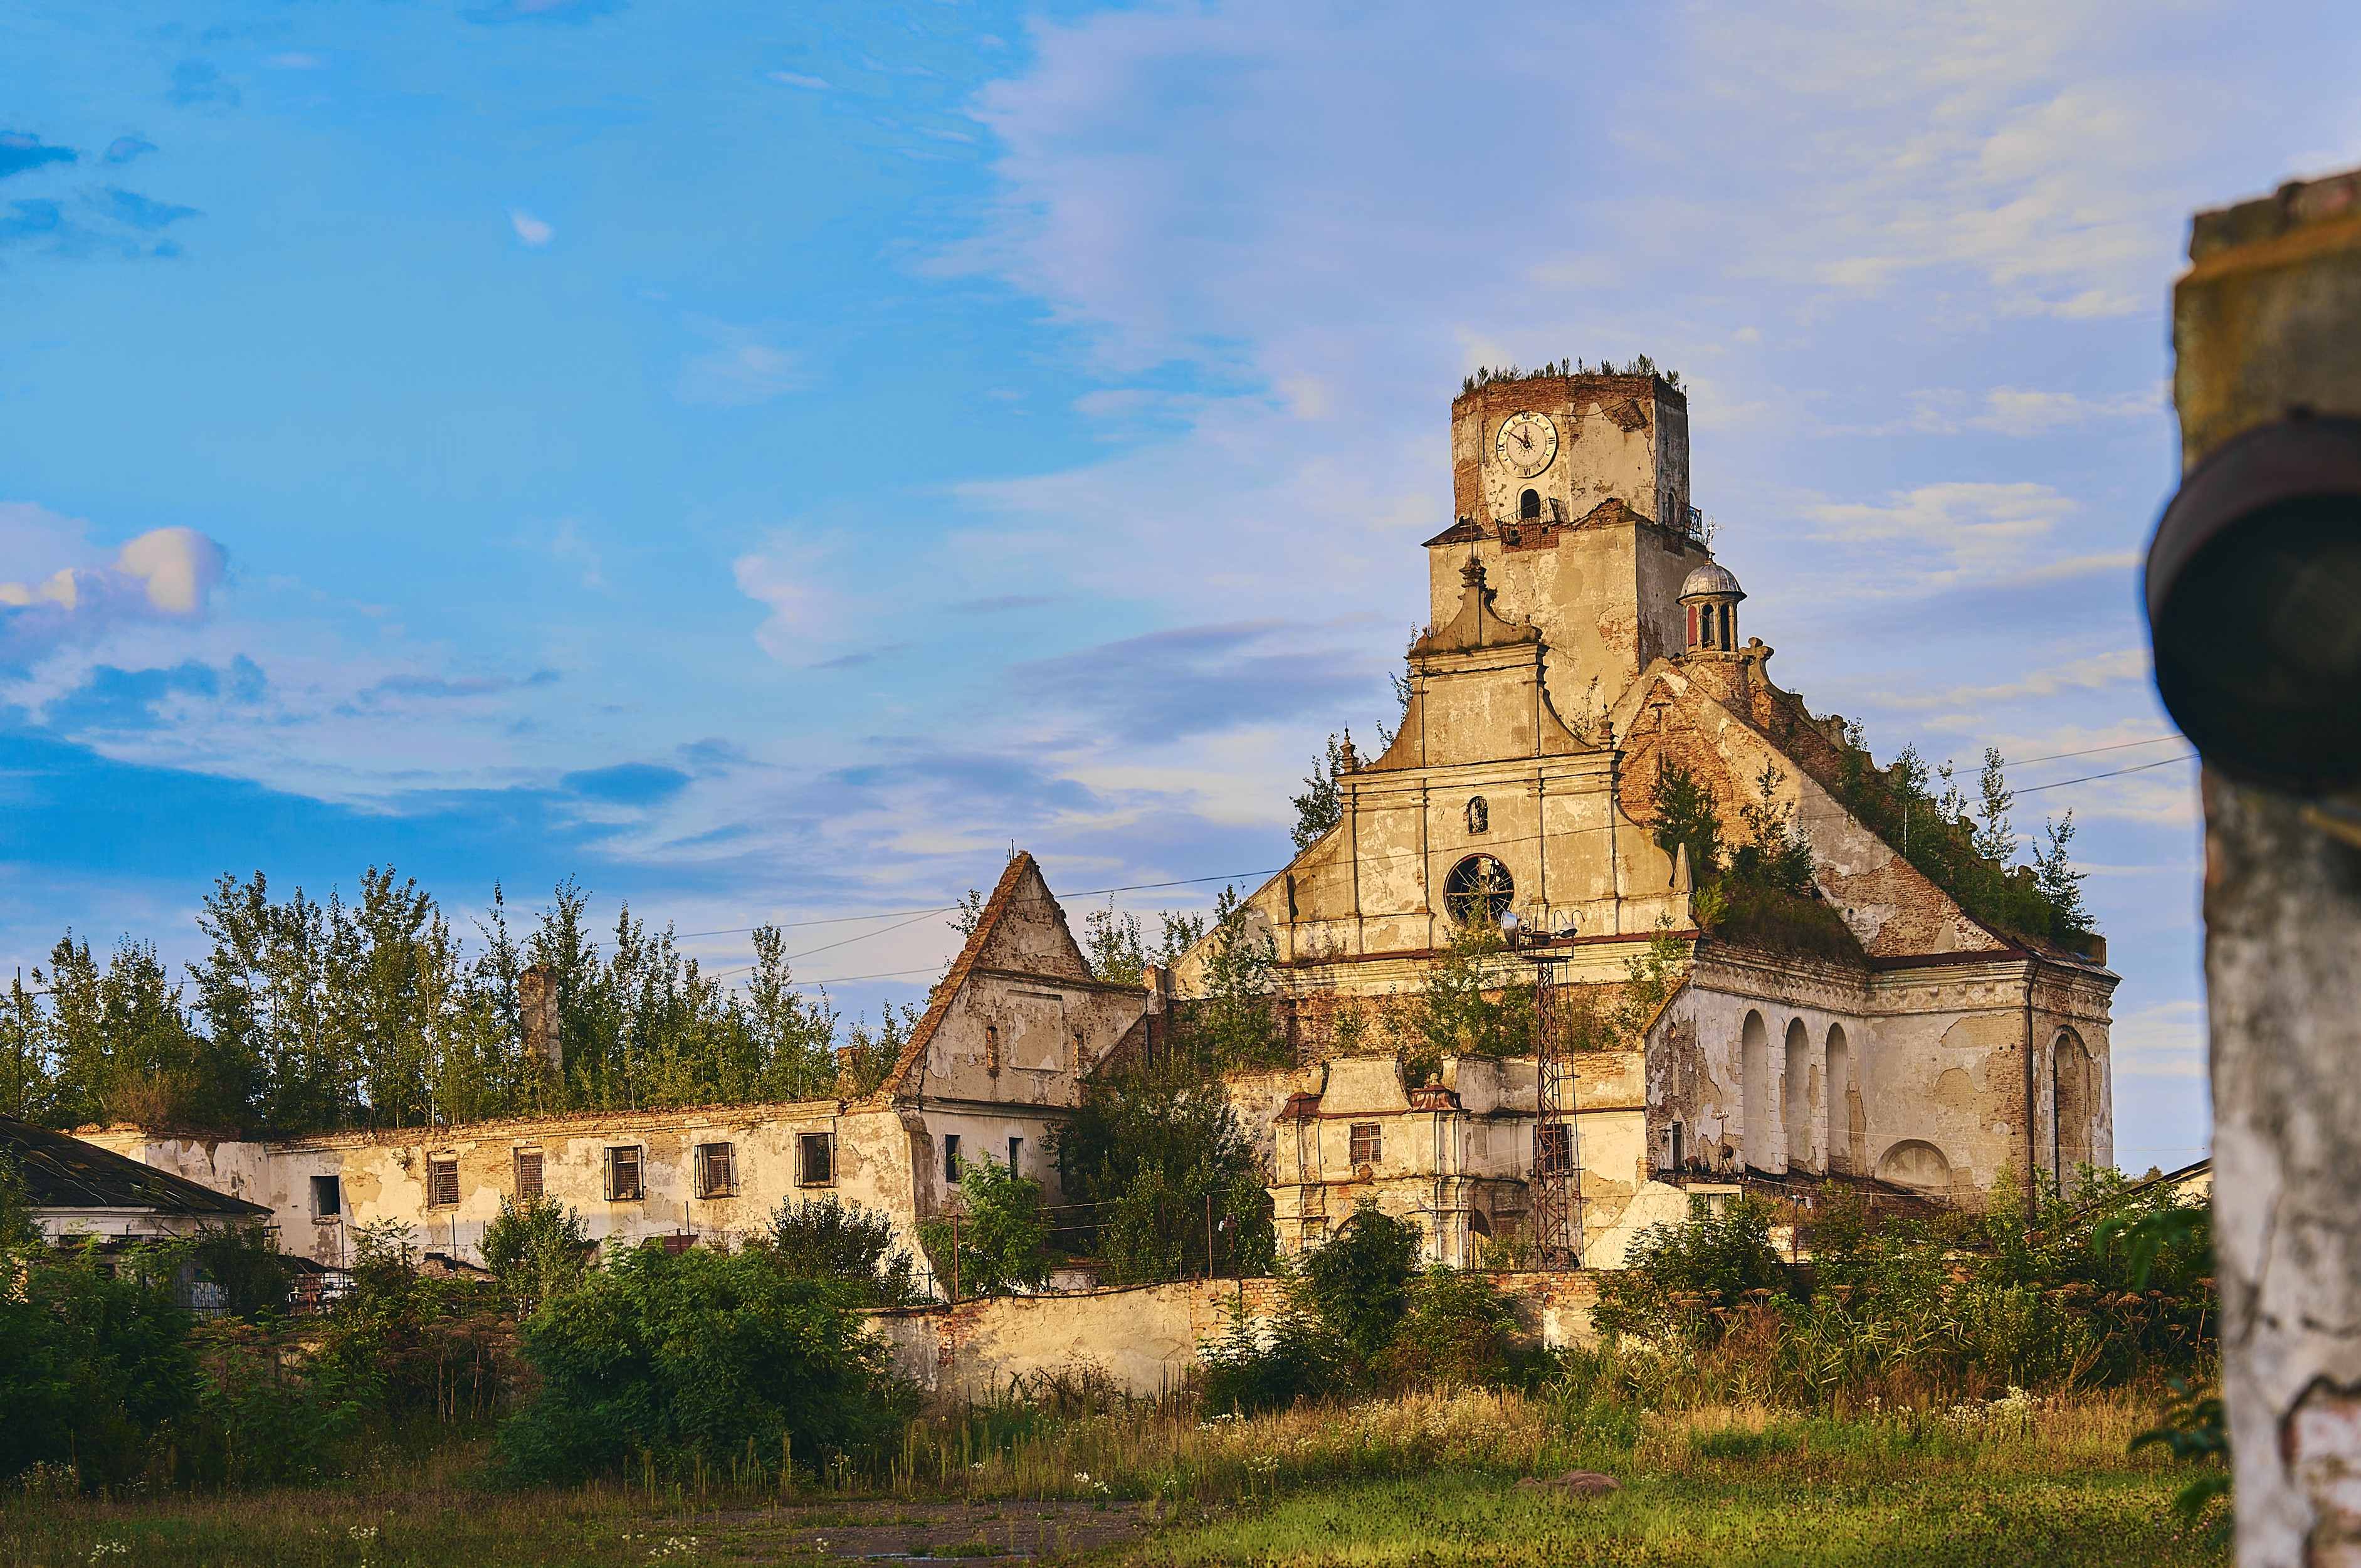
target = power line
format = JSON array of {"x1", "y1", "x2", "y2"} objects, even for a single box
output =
[
  {"x1": 2013, "y1": 752, "x2": 2197, "y2": 795},
  {"x1": 2006, "y1": 735, "x2": 2184, "y2": 767}
]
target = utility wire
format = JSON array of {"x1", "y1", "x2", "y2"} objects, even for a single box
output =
[{"x1": 2012, "y1": 752, "x2": 2196, "y2": 794}]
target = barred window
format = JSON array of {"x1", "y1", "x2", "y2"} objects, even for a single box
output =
[
  {"x1": 1536, "y1": 1123, "x2": 1574, "y2": 1176},
  {"x1": 607, "y1": 1145, "x2": 644, "y2": 1202},
  {"x1": 426, "y1": 1155, "x2": 460, "y2": 1208},
  {"x1": 1349, "y1": 1123, "x2": 1382, "y2": 1165},
  {"x1": 514, "y1": 1149, "x2": 544, "y2": 1200},
  {"x1": 799, "y1": 1132, "x2": 834, "y2": 1187},
  {"x1": 695, "y1": 1142, "x2": 737, "y2": 1198}
]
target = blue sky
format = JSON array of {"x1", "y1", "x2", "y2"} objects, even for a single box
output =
[{"x1": 5, "y1": 0, "x2": 2357, "y2": 1169}]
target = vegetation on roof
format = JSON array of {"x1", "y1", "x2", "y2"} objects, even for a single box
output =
[{"x1": 1460, "y1": 354, "x2": 1683, "y2": 392}]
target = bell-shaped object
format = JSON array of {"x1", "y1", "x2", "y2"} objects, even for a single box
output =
[{"x1": 2147, "y1": 414, "x2": 2361, "y2": 792}]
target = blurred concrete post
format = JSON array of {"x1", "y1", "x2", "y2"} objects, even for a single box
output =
[{"x1": 2175, "y1": 167, "x2": 2361, "y2": 1566}]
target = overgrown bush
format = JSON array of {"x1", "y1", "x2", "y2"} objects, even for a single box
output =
[
  {"x1": 0, "y1": 1238, "x2": 198, "y2": 1489},
  {"x1": 480, "y1": 1196, "x2": 592, "y2": 1315},
  {"x1": 1197, "y1": 1285, "x2": 1344, "y2": 1416},
  {"x1": 919, "y1": 1156, "x2": 1053, "y2": 1298},
  {"x1": 1589, "y1": 1172, "x2": 2212, "y2": 1410},
  {"x1": 1303, "y1": 1204, "x2": 1419, "y2": 1365},
  {"x1": 1374, "y1": 1267, "x2": 1521, "y2": 1388},
  {"x1": 1050, "y1": 1060, "x2": 1274, "y2": 1285},
  {"x1": 496, "y1": 1239, "x2": 913, "y2": 1484},
  {"x1": 762, "y1": 1194, "x2": 918, "y2": 1307}
]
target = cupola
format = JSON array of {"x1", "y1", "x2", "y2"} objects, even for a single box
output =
[{"x1": 1678, "y1": 560, "x2": 1745, "y2": 654}]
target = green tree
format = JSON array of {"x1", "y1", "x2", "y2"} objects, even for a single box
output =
[
  {"x1": 43, "y1": 932, "x2": 221, "y2": 1129},
  {"x1": 1290, "y1": 734, "x2": 1351, "y2": 850},
  {"x1": 498, "y1": 1241, "x2": 912, "y2": 1484},
  {"x1": 0, "y1": 1239, "x2": 199, "y2": 1488},
  {"x1": 1049, "y1": 1061, "x2": 1274, "y2": 1285},
  {"x1": 2034, "y1": 813, "x2": 2092, "y2": 935},
  {"x1": 1381, "y1": 920, "x2": 1534, "y2": 1080},
  {"x1": 480, "y1": 1196, "x2": 592, "y2": 1316},
  {"x1": 1302, "y1": 1202, "x2": 1421, "y2": 1364},
  {"x1": 764, "y1": 1195, "x2": 918, "y2": 1307},
  {"x1": 920, "y1": 1155, "x2": 1052, "y2": 1297},
  {"x1": 1648, "y1": 757, "x2": 1723, "y2": 880},
  {"x1": 1187, "y1": 885, "x2": 1286, "y2": 1069}
]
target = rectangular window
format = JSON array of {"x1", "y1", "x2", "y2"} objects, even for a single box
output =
[
  {"x1": 1349, "y1": 1123, "x2": 1382, "y2": 1165},
  {"x1": 1536, "y1": 1123, "x2": 1574, "y2": 1176},
  {"x1": 607, "y1": 1145, "x2": 644, "y2": 1202},
  {"x1": 985, "y1": 1024, "x2": 1000, "y2": 1075},
  {"x1": 944, "y1": 1133, "x2": 962, "y2": 1186},
  {"x1": 515, "y1": 1149, "x2": 544, "y2": 1199},
  {"x1": 695, "y1": 1141, "x2": 737, "y2": 1198},
  {"x1": 311, "y1": 1174, "x2": 341, "y2": 1217},
  {"x1": 799, "y1": 1131, "x2": 834, "y2": 1186},
  {"x1": 426, "y1": 1155, "x2": 460, "y2": 1208},
  {"x1": 1007, "y1": 1135, "x2": 1023, "y2": 1174}
]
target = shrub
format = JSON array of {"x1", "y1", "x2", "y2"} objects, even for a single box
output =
[
  {"x1": 1591, "y1": 1196, "x2": 1796, "y2": 1345},
  {"x1": 480, "y1": 1196, "x2": 592, "y2": 1316},
  {"x1": 0, "y1": 1239, "x2": 199, "y2": 1489},
  {"x1": 1375, "y1": 1267, "x2": 1520, "y2": 1388},
  {"x1": 497, "y1": 1241, "x2": 913, "y2": 1484},
  {"x1": 189, "y1": 1221, "x2": 298, "y2": 1321},
  {"x1": 1303, "y1": 1204, "x2": 1420, "y2": 1365},
  {"x1": 1050, "y1": 1062, "x2": 1275, "y2": 1285},
  {"x1": 920, "y1": 1156, "x2": 1053, "y2": 1298},
  {"x1": 1197, "y1": 1285, "x2": 1343, "y2": 1416},
  {"x1": 763, "y1": 1194, "x2": 918, "y2": 1307}
]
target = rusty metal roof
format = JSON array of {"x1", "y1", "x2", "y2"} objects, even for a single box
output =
[{"x1": 1, "y1": 1114, "x2": 270, "y2": 1219}]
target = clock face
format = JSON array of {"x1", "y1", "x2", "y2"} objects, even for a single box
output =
[{"x1": 1495, "y1": 411, "x2": 1557, "y2": 476}]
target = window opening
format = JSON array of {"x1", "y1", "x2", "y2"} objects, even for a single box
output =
[
  {"x1": 1536, "y1": 1123, "x2": 1574, "y2": 1176},
  {"x1": 1444, "y1": 855, "x2": 1514, "y2": 923},
  {"x1": 1519, "y1": 488, "x2": 1541, "y2": 520},
  {"x1": 944, "y1": 1134, "x2": 962, "y2": 1186},
  {"x1": 985, "y1": 1024, "x2": 1000, "y2": 1076},
  {"x1": 426, "y1": 1155, "x2": 459, "y2": 1208},
  {"x1": 695, "y1": 1141, "x2": 737, "y2": 1198},
  {"x1": 1466, "y1": 796, "x2": 1489, "y2": 834},
  {"x1": 312, "y1": 1174, "x2": 341, "y2": 1217},
  {"x1": 799, "y1": 1131, "x2": 835, "y2": 1186},
  {"x1": 1350, "y1": 1123, "x2": 1382, "y2": 1165},
  {"x1": 514, "y1": 1149, "x2": 544, "y2": 1200},
  {"x1": 606, "y1": 1145, "x2": 644, "y2": 1202},
  {"x1": 1007, "y1": 1135, "x2": 1023, "y2": 1174},
  {"x1": 1670, "y1": 1122, "x2": 1685, "y2": 1171}
]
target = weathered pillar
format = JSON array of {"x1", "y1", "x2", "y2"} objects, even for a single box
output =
[{"x1": 2172, "y1": 168, "x2": 2361, "y2": 1566}]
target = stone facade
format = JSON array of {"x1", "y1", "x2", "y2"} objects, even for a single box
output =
[
  {"x1": 1177, "y1": 370, "x2": 2117, "y2": 1251},
  {"x1": 77, "y1": 853, "x2": 1151, "y2": 1279}
]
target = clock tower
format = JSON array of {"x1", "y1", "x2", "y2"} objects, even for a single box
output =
[{"x1": 1424, "y1": 367, "x2": 1705, "y2": 712}]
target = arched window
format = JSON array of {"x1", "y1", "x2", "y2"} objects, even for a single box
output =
[
  {"x1": 1784, "y1": 1018, "x2": 1812, "y2": 1171},
  {"x1": 1466, "y1": 796, "x2": 1489, "y2": 834},
  {"x1": 1444, "y1": 855, "x2": 1513, "y2": 923},
  {"x1": 1824, "y1": 1024, "x2": 1851, "y2": 1174},
  {"x1": 1701, "y1": 604, "x2": 1718, "y2": 648},
  {"x1": 1519, "y1": 488, "x2": 1541, "y2": 520},
  {"x1": 1740, "y1": 1011, "x2": 1770, "y2": 1171},
  {"x1": 2052, "y1": 1030, "x2": 2093, "y2": 1191}
]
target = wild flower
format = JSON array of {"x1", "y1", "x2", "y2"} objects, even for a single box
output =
[{"x1": 348, "y1": 1526, "x2": 379, "y2": 1542}]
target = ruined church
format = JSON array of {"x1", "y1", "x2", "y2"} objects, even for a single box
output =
[{"x1": 67, "y1": 369, "x2": 2115, "y2": 1281}]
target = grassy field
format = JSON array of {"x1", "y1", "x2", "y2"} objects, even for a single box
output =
[{"x1": 0, "y1": 1389, "x2": 2224, "y2": 1567}]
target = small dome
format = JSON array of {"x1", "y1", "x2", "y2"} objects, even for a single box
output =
[{"x1": 1678, "y1": 560, "x2": 1744, "y2": 602}]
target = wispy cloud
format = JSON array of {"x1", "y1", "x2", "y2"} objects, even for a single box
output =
[
  {"x1": 673, "y1": 315, "x2": 806, "y2": 406},
  {"x1": 0, "y1": 131, "x2": 76, "y2": 181},
  {"x1": 509, "y1": 209, "x2": 555, "y2": 246}
]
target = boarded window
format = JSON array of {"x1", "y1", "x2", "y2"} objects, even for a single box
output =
[
  {"x1": 799, "y1": 1131, "x2": 834, "y2": 1186},
  {"x1": 695, "y1": 1142, "x2": 737, "y2": 1198},
  {"x1": 1349, "y1": 1123, "x2": 1382, "y2": 1165},
  {"x1": 426, "y1": 1155, "x2": 459, "y2": 1208},
  {"x1": 1535, "y1": 1123, "x2": 1574, "y2": 1176},
  {"x1": 515, "y1": 1149, "x2": 544, "y2": 1199},
  {"x1": 311, "y1": 1174, "x2": 341, "y2": 1217},
  {"x1": 607, "y1": 1145, "x2": 644, "y2": 1202},
  {"x1": 944, "y1": 1134, "x2": 962, "y2": 1186}
]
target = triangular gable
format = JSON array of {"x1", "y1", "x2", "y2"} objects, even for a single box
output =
[{"x1": 866, "y1": 851, "x2": 1090, "y2": 1102}]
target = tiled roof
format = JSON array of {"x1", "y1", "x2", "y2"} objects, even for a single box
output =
[
  {"x1": 866, "y1": 851, "x2": 1042, "y2": 1103},
  {"x1": 3, "y1": 1115, "x2": 271, "y2": 1219}
]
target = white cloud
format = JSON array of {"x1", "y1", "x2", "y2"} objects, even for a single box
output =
[
  {"x1": 1799, "y1": 481, "x2": 2078, "y2": 592},
  {"x1": 509, "y1": 209, "x2": 555, "y2": 246},
  {"x1": 672, "y1": 316, "x2": 806, "y2": 407},
  {"x1": 0, "y1": 510, "x2": 227, "y2": 651},
  {"x1": 769, "y1": 71, "x2": 831, "y2": 90}
]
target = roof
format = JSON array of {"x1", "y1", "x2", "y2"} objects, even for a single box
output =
[
  {"x1": 865, "y1": 850, "x2": 1096, "y2": 1103},
  {"x1": 2, "y1": 1114, "x2": 271, "y2": 1219},
  {"x1": 1678, "y1": 560, "x2": 1744, "y2": 601}
]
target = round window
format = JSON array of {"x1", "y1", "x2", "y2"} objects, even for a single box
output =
[{"x1": 1444, "y1": 855, "x2": 1513, "y2": 924}]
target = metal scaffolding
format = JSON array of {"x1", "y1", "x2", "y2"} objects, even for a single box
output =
[{"x1": 1528, "y1": 950, "x2": 1584, "y2": 1268}]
